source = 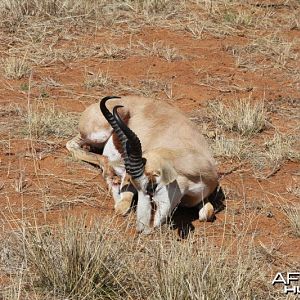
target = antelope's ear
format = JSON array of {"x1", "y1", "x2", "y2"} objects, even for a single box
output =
[{"x1": 157, "y1": 161, "x2": 177, "y2": 185}]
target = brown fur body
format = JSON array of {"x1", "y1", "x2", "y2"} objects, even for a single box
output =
[{"x1": 67, "y1": 96, "x2": 218, "y2": 225}]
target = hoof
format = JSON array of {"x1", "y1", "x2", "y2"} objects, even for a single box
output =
[{"x1": 199, "y1": 202, "x2": 215, "y2": 222}]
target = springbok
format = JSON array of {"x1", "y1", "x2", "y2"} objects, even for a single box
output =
[{"x1": 67, "y1": 95, "x2": 219, "y2": 233}]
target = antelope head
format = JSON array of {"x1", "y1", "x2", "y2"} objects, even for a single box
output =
[{"x1": 100, "y1": 97, "x2": 178, "y2": 196}]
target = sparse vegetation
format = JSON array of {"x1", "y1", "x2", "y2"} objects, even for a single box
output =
[
  {"x1": 0, "y1": 217, "x2": 273, "y2": 300},
  {"x1": 211, "y1": 135, "x2": 247, "y2": 160},
  {"x1": 84, "y1": 71, "x2": 115, "y2": 89},
  {"x1": 22, "y1": 217, "x2": 136, "y2": 299},
  {"x1": 137, "y1": 41, "x2": 183, "y2": 62},
  {"x1": 22, "y1": 104, "x2": 78, "y2": 139},
  {"x1": 119, "y1": 78, "x2": 173, "y2": 99},
  {"x1": 0, "y1": 0, "x2": 184, "y2": 26},
  {"x1": 282, "y1": 206, "x2": 300, "y2": 237},
  {"x1": 99, "y1": 43, "x2": 129, "y2": 60},
  {"x1": 208, "y1": 99, "x2": 266, "y2": 136},
  {"x1": 263, "y1": 133, "x2": 300, "y2": 165},
  {"x1": 250, "y1": 132, "x2": 300, "y2": 176},
  {"x1": 230, "y1": 34, "x2": 298, "y2": 70},
  {"x1": 2, "y1": 57, "x2": 31, "y2": 79}
]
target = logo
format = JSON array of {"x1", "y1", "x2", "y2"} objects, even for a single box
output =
[{"x1": 272, "y1": 272, "x2": 300, "y2": 294}]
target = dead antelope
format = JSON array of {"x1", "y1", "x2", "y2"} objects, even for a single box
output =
[{"x1": 67, "y1": 95, "x2": 219, "y2": 233}]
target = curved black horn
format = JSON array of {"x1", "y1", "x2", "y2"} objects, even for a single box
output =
[
  {"x1": 100, "y1": 96, "x2": 121, "y2": 131},
  {"x1": 99, "y1": 96, "x2": 129, "y2": 164},
  {"x1": 113, "y1": 106, "x2": 145, "y2": 179}
]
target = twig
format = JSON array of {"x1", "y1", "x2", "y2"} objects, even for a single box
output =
[{"x1": 218, "y1": 162, "x2": 246, "y2": 179}]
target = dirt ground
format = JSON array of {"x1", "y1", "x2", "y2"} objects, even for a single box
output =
[{"x1": 0, "y1": 0, "x2": 299, "y2": 298}]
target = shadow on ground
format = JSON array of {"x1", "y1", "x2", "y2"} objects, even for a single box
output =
[{"x1": 171, "y1": 186, "x2": 226, "y2": 239}]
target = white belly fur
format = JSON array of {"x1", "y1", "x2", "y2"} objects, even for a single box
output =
[{"x1": 180, "y1": 181, "x2": 210, "y2": 207}]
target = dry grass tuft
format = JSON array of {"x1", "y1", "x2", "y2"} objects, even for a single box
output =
[
  {"x1": 128, "y1": 0, "x2": 183, "y2": 22},
  {"x1": 185, "y1": 16, "x2": 235, "y2": 39},
  {"x1": 209, "y1": 99, "x2": 266, "y2": 136},
  {"x1": 2, "y1": 57, "x2": 31, "y2": 79},
  {"x1": 84, "y1": 71, "x2": 114, "y2": 89},
  {"x1": 22, "y1": 217, "x2": 136, "y2": 299},
  {"x1": 22, "y1": 104, "x2": 78, "y2": 139},
  {"x1": 120, "y1": 78, "x2": 173, "y2": 99},
  {"x1": 0, "y1": 217, "x2": 274, "y2": 299},
  {"x1": 99, "y1": 43, "x2": 129, "y2": 60},
  {"x1": 211, "y1": 135, "x2": 247, "y2": 160},
  {"x1": 263, "y1": 133, "x2": 300, "y2": 165},
  {"x1": 139, "y1": 78, "x2": 173, "y2": 98},
  {"x1": 250, "y1": 133, "x2": 299, "y2": 177},
  {"x1": 282, "y1": 205, "x2": 300, "y2": 237},
  {"x1": 145, "y1": 235, "x2": 266, "y2": 300},
  {"x1": 137, "y1": 40, "x2": 183, "y2": 62},
  {"x1": 230, "y1": 34, "x2": 298, "y2": 70}
]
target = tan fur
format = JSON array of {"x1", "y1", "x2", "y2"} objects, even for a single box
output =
[
  {"x1": 114, "y1": 192, "x2": 133, "y2": 215},
  {"x1": 66, "y1": 134, "x2": 109, "y2": 169},
  {"x1": 67, "y1": 95, "x2": 218, "y2": 217}
]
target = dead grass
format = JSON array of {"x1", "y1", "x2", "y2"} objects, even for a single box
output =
[
  {"x1": 211, "y1": 135, "x2": 247, "y2": 160},
  {"x1": 119, "y1": 78, "x2": 174, "y2": 99},
  {"x1": 137, "y1": 40, "x2": 183, "y2": 62},
  {"x1": 22, "y1": 104, "x2": 78, "y2": 139},
  {"x1": 24, "y1": 217, "x2": 136, "y2": 299},
  {"x1": 99, "y1": 43, "x2": 129, "y2": 60},
  {"x1": 84, "y1": 71, "x2": 115, "y2": 89},
  {"x1": 185, "y1": 2, "x2": 281, "y2": 39},
  {"x1": 287, "y1": 184, "x2": 300, "y2": 198},
  {"x1": 139, "y1": 78, "x2": 173, "y2": 98},
  {"x1": 146, "y1": 234, "x2": 267, "y2": 300},
  {"x1": 0, "y1": 1, "x2": 299, "y2": 299},
  {"x1": 282, "y1": 205, "x2": 300, "y2": 237},
  {"x1": 196, "y1": 71, "x2": 253, "y2": 93},
  {"x1": 230, "y1": 34, "x2": 298, "y2": 70},
  {"x1": 250, "y1": 132, "x2": 300, "y2": 178},
  {"x1": 0, "y1": 216, "x2": 275, "y2": 300},
  {"x1": 263, "y1": 133, "x2": 300, "y2": 165},
  {"x1": 0, "y1": 103, "x2": 22, "y2": 117},
  {"x1": 0, "y1": 0, "x2": 183, "y2": 27},
  {"x1": 208, "y1": 99, "x2": 266, "y2": 136},
  {"x1": 185, "y1": 16, "x2": 236, "y2": 39},
  {"x1": 2, "y1": 57, "x2": 31, "y2": 79}
]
